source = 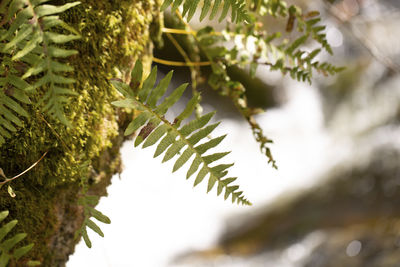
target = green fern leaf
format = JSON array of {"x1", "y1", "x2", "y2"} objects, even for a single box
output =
[
  {"x1": 200, "y1": 0, "x2": 212, "y2": 21},
  {"x1": 0, "y1": 210, "x2": 35, "y2": 266},
  {"x1": 81, "y1": 228, "x2": 92, "y2": 248},
  {"x1": 182, "y1": 0, "x2": 199, "y2": 21},
  {"x1": 161, "y1": 0, "x2": 174, "y2": 11},
  {"x1": 2, "y1": 233, "x2": 27, "y2": 252},
  {"x1": 86, "y1": 219, "x2": 104, "y2": 237},
  {"x1": 161, "y1": 0, "x2": 250, "y2": 23},
  {"x1": 88, "y1": 207, "x2": 111, "y2": 224},
  {"x1": 111, "y1": 62, "x2": 251, "y2": 205},
  {"x1": 285, "y1": 34, "x2": 308, "y2": 55},
  {"x1": 0, "y1": 220, "x2": 17, "y2": 243},
  {"x1": 0, "y1": 212, "x2": 8, "y2": 224},
  {"x1": 219, "y1": 0, "x2": 230, "y2": 22},
  {"x1": 210, "y1": 0, "x2": 222, "y2": 20},
  {"x1": 13, "y1": 243, "x2": 34, "y2": 260}
]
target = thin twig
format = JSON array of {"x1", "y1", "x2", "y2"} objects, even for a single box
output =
[
  {"x1": 153, "y1": 57, "x2": 211, "y2": 66},
  {"x1": 165, "y1": 32, "x2": 200, "y2": 95},
  {"x1": 165, "y1": 33, "x2": 195, "y2": 67},
  {"x1": 0, "y1": 151, "x2": 48, "y2": 185}
]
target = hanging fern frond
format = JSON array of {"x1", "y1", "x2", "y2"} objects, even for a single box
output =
[
  {"x1": 111, "y1": 61, "x2": 251, "y2": 205},
  {"x1": 0, "y1": 0, "x2": 81, "y2": 127},
  {"x1": 160, "y1": 0, "x2": 250, "y2": 23},
  {"x1": 75, "y1": 161, "x2": 111, "y2": 248},
  {"x1": 76, "y1": 194, "x2": 111, "y2": 248},
  {"x1": 0, "y1": 210, "x2": 36, "y2": 266}
]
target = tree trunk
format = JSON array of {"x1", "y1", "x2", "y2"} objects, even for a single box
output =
[{"x1": 0, "y1": 0, "x2": 160, "y2": 265}]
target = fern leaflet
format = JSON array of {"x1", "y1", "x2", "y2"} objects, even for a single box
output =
[
  {"x1": 161, "y1": 0, "x2": 250, "y2": 23},
  {"x1": 0, "y1": 210, "x2": 36, "y2": 266},
  {"x1": 111, "y1": 61, "x2": 251, "y2": 205},
  {"x1": 0, "y1": 55, "x2": 30, "y2": 146}
]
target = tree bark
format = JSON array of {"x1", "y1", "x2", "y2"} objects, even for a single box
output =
[{"x1": 0, "y1": 0, "x2": 160, "y2": 265}]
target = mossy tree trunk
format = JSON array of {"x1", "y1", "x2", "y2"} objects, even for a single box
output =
[{"x1": 0, "y1": 1, "x2": 160, "y2": 265}]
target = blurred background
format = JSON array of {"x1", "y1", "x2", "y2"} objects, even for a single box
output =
[{"x1": 68, "y1": 0, "x2": 400, "y2": 266}]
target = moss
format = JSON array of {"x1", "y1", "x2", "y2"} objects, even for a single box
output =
[
  {"x1": 0, "y1": 0, "x2": 159, "y2": 265},
  {"x1": 0, "y1": 183, "x2": 82, "y2": 265}
]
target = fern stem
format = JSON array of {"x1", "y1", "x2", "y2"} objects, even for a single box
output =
[
  {"x1": 165, "y1": 33, "x2": 194, "y2": 67},
  {"x1": 162, "y1": 27, "x2": 224, "y2": 36},
  {"x1": 162, "y1": 28, "x2": 196, "y2": 35},
  {"x1": 152, "y1": 57, "x2": 211, "y2": 67},
  {"x1": 165, "y1": 32, "x2": 202, "y2": 111}
]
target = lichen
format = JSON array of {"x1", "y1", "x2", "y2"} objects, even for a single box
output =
[{"x1": 0, "y1": 0, "x2": 158, "y2": 264}]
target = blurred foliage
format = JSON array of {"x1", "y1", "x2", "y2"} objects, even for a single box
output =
[{"x1": 155, "y1": 0, "x2": 343, "y2": 168}]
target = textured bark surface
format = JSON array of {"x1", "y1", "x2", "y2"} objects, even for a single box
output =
[{"x1": 0, "y1": 0, "x2": 159, "y2": 265}]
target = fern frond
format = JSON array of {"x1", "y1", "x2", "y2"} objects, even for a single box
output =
[
  {"x1": 0, "y1": 210, "x2": 35, "y2": 266},
  {"x1": 0, "y1": 0, "x2": 80, "y2": 127},
  {"x1": 111, "y1": 61, "x2": 251, "y2": 205},
  {"x1": 76, "y1": 194, "x2": 111, "y2": 248},
  {"x1": 75, "y1": 161, "x2": 111, "y2": 248},
  {"x1": 161, "y1": 0, "x2": 250, "y2": 23}
]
